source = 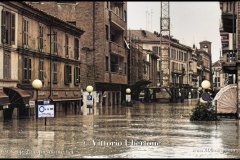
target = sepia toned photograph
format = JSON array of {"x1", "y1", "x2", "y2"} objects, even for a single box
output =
[{"x1": 0, "y1": 1, "x2": 239, "y2": 158}]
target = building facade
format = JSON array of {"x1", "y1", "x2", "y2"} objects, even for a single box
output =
[
  {"x1": 27, "y1": 1, "x2": 128, "y2": 107},
  {"x1": 0, "y1": 2, "x2": 84, "y2": 119},
  {"x1": 212, "y1": 60, "x2": 225, "y2": 91},
  {"x1": 128, "y1": 30, "x2": 196, "y2": 102},
  {"x1": 219, "y1": 1, "x2": 240, "y2": 116},
  {"x1": 195, "y1": 41, "x2": 212, "y2": 86}
]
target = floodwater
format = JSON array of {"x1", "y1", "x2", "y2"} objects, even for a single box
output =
[{"x1": 0, "y1": 100, "x2": 240, "y2": 158}]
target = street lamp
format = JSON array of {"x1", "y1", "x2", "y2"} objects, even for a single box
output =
[
  {"x1": 200, "y1": 80, "x2": 212, "y2": 103},
  {"x1": 32, "y1": 79, "x2": 43, "y2": 118},
  {"x1": 126, "y1": 88, "x2": 131, "y2": 105},
  {"x1": 86, "y1": 85, "x2": 93, "y2": 114},
  {"x1": 86, "y1": 85, "x2": 93, "y2": 94},
  {"x1": 201, "y1": 80, "x2": 211, "y2": 90}
]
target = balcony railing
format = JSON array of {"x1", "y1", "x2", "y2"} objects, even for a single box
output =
[
  {"x1": 221, "y1": 56, "x2": 237, "y2": 66},
  {"x1": 110, "y1": 10, "x2": 126, "y2": 30},
  {"x1": 110, "y1": 41, "x2": 125, "y2": 57}
]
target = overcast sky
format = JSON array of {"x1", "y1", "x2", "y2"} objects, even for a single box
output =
[{"x1": 127, "y1": 2, "x2": 222, "y2": 63}]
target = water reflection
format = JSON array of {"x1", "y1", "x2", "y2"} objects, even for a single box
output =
[{"x1": 0, "y1": 101, "x2": 240, "y2": 158}]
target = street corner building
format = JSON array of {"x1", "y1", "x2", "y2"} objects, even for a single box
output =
[
  {"x1": 26, "y1": 1, "x2": 129, "y2": 107},
  {"x1": 0, "y1": 1, "x2": 84, "y2": 120}
]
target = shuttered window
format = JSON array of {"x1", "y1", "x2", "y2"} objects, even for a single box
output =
[
  {"x1": 53, "y1": 62, "x2": 58, "y2": 84},
  {"x1": 23, "y1": 57, "x2": 31, "y2": 82},
  {"x1": 1, "y1": 10, "x2": 15, "y2": 45},
  {"x1": 65, "y1": 33, "x2": 69, "y2": 57},
  {"x1": 74, "y1": 66, "x2": 80, "y2": 85},
  {"x1": 64, "y1": 63, "x2": 72, "y2": 84},
  {"x1": 39, "y1": 59, "x2": 44, "y2": 81},
  {"x1": 3, "y1": 51, "x2": 11, "y2": 79},
  {"x1": 74, "y1": 38, "x2": 79, "y2": 60},
  {"x1": 38, "y1": 24, "x2": 44, "y2": 51}
]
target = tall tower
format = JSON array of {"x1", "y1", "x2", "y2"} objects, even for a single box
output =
[{"x1": 160, "y1": 2, "x2": 170, "y2": 87}]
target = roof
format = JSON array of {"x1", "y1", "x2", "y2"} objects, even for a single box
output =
[
  {"x1": 128, "y1": 30, "x2": 161, "y2": 42},
  {"x1": 196, "y1": 48, "x2": 211, "y2": 57},
  {"x1": 4, "y1": 2, "x2": 84, "y2": 35},
  {"x1": 128, "y1": 30, "x2": 193, "y2": 50},
  {"x1": 200, "y1": 40, "x2": 212, "y2": 44},
  {"x1": 212, "y1": 60, "x2": 221, "y2": 67}
]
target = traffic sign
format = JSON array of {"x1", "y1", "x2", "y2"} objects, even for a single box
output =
[
  {"x1": 86, "y1": 95, "x2": 93, "y2": 106},
  {"x1": 38, "y1": 104, "x2": 54, "y2": 118}
]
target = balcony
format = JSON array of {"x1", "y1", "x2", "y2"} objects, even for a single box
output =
[
  {"x1": 110, "y1": 10, "x2": 126, "y2": 30},
  {"x1": 221, "y1": 57, "x2": 237, "y2": 74},
  {"x1": 172, "y1": 69, "x2": 183, "y2": 75},
  {"x1": 110, "y1": 41, "x2": 125, "y2": 57}
]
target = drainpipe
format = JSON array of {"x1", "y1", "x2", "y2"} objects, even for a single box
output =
[
  {"x1": 92, "y1": 2, "x2": 96, "y2": 106},
  {"x1": 48, "y1": 25, "x2": 52, "y2": 99}
]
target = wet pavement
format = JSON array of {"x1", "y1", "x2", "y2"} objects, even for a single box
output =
[{"x1": 0, "y1": 100, "x2": 240, "y2": 158}]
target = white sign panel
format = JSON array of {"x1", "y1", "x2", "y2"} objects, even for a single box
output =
[
  {"x1": 86, "y1": 95, "x2": 93, "y2": 106},
  {"x1": 38, "y1": 105, "x2": 54, "y2": 118},
  {"x1": 29, "y1": 101, "x2": 35, "y2": 108},
  {"x1": 126, "y1": 95, "x2": 131, "y2": 102}
]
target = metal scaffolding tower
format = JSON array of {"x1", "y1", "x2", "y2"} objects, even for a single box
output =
[{"x1": 160, "y1": 2, "x2": 171, "y2": 87}]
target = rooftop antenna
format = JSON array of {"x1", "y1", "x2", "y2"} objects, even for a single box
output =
[
  {"x1": 151, "y1": 9, "x2": 153, "y2": 31},
  {"x1": 146, "y1": 5, "x2": 149, "y2": 30}
]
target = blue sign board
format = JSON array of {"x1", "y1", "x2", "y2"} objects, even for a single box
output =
[{"x1": 87, "y1": 95, "x2": 93, "y2": 106}]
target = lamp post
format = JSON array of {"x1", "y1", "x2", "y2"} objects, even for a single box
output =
[
  {"x1": 86, "y1": 85, "x2": 93, "y2": 114},
  {"x1": 201, "y1": 80, "x2": 211, "y2": 90},
  {"x1": 126, "y1": 88, "x2": 131, "y2": 105},
  {"x1": 32, "y1": 79, "x2": 43, "y2": 119},
  {"x1": 200, "y1": 80, "x2": 211, "y2": 102}
]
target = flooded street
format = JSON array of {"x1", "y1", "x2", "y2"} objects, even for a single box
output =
[{"x1": 0, "y1": 101, "x2": 240, "y2": 158}]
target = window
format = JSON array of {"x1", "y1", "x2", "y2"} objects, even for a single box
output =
[
  {"x1": 115, "y1": 7, "x2": 120, "y2": 16},
  {"x1": 39, "y1": 59, "x2": 44, "y2": 82},
  {"x1": 23, "y1": 57, "x2": 31, "y2": 82},
  {"x1": 52, "y1": 31, "x2": 57, "y2": 54},
  {"x1": 38, "y1": 24, "x2": 43, "y2": 51},
  {"x1": 74, "y1": 38, "x2": 79, "y2": 60},
  {"x1": 65, "y1": 33, "x2": 69, "y2": 57},
  {"x1": 23, "y1": 19, "x2": 29, "y2": 47},
  {"x1": 106, "y1": 56, "x2": 109, "y2": 71},
  {"x1": 3, "y1": 51, "x2": 11, "y2": 79},
  {"x1": 105, "y1": 25, "x2": 109, "y2": 40},
  {"x1": 64, "y1": 63, "x2": 72, "y2": 84},
  {"x1": 110, "y1": 54, "x2": 119, "y2": 72},
  {"x1": 152, "y1": 46, "x2": 161, "y2": 56},
  {"x1": 74, "y1": 66, "x2": 80, "y2": 85},
  {"x1": 1, "y1": 10, "x2": 16, "y2": 45},
  {"x1": 123, "y1": 10, "x2": 127, "y2": 22},
  {"x1": 53, "y1": 62, "x2": 58, "y2": 83}
]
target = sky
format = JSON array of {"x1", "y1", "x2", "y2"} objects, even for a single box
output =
[{"x1": 127, "y1": 2, "x2": 222, "y2": 63}]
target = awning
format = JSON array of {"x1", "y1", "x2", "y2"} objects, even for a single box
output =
[
  {"x1": 0, "y1": 90, "x2": 10, "y2": 106},
  {"x1": 3, "y1": 87, "x2": 31, "y2": 108},
  {"x1": 51, "y1": 98, "x2": 81, "y2": 102}
]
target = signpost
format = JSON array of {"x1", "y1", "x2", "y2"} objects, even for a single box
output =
[
  {"x1": 38, "y1": 105, "x2": 54, "y2": 118},
  {"x1": 37, "y1": 99, "x2": 54, "y2": 126},
  {"x1": 86, "y1": 94, "x2": 93, "y2": 107},
  {"x1": 126, "y1": 95, "x2": 131, "y2": 102}
]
